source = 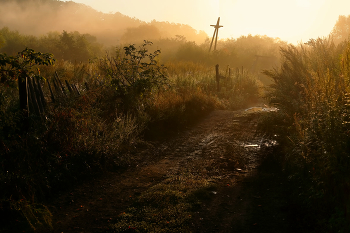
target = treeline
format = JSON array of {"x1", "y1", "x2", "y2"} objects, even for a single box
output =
[
  {"x1": 0, "y1": 0, "x2": 207, "y2": 46},
  {"x1": 0, "y1": 26, "x2": 286, "y2": 81},
  {"x1": 0, "y1": 0, "x2": 289, "y2": 75},
  {"x1": 0, "y1": 28, "x2": 102, "y2": 62}
]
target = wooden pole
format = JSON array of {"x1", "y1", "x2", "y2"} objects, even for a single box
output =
[
  {"x1": 209, "y1": 17, "x2": 223, "y2": 52},
  {"x1": 35, "y1": 76, "x2": 46, "y2": 109},
  {"x1": 18, "y1": 74, "x2": 28, "y2": 116},
  {"x1": 27, "y1": 77, "x2": 41, "y2": 116},
  {"x1": 73, "y1": 84, "x2": 80, "y2": 95},
  {"x1": 18, "y1": 74, "x2": 29, "y2": 130},
  {"x1": 209, "y1": 29, "x2": 217, "y2": 52},
  {"x1": 31, "y1": 77, "x2": 44, "y2": 114},
  {"x1": 52, "y1": 76, "x2": 62, "y2": 96},
  {"x1": 65, "y1": 80, "x2": 73, "y2": 94},
  {"x1": 55, "y1": 72, "x2": 67, "y2": 97},
  {"x1": 215, "y1": 64, "x2": 220, "y2": 92},
  {"x1": 47, "y1": 79, "x2": 55, "y2": 103},
  {"x1": 214, "y1": 28, "x2": 219, "y2": 51}
]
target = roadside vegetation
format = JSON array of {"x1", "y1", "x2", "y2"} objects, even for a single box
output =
[
  {"x1": 259, "y1": 34, "x2": 350, "y2": 233},
  {"x1": 0, "y1": 30, "x2": 270, "y2": 231}
]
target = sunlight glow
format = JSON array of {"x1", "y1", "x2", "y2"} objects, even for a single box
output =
[
  {"x1": 61, "y1": 0, "x2": 350, "y2": 44},
  {"x1": 296, "y1": 0, "x2": 312, "y2": 8}
]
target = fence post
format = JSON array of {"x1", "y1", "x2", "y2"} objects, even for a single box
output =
[
  {"x1": 215, "y1": 64, "x2": 220, "y2": 92},
  {"x1": 18, "y1": 74, "x2": 29, "y2": 130},
  {"x1": 55, "y1": 72, "x2": 67, "y2": 97},
  {"x1": 47, "y1": 80, "x2": 55, "y2": 103},
  {"x1": 27, "y1": 77, "x2": 41, "y2": 116},
  {"x1": 73, "y1": 84, "x2": 80, "y2": 95},
  {"x1": 32, "y1": 77, "x2": 45, "y2": 114},
  {"x1": 65, "y1": 80, "x2": 73, "y2": 94},
  {"x1": 35, "y1": 76, "x2": 47, "y2": 109}
]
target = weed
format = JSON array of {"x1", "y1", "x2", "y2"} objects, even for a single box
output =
[{"x1": 261, "y1": 37, "x2": 350, "y2": 232}]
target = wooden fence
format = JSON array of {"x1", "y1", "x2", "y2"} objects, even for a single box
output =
[
  {"x1": 20, "y1": 72, "x2": 97, "y2": 129},
  {"x1": 215, "y1": 64, "x2": 247, "y2": 91}
]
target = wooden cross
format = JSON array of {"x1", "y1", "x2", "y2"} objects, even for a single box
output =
[{"x1": 209, "y1": 17, "x2": 223, "y2": 52}]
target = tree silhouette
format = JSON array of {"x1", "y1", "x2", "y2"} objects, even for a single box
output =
[{"x1": 331, "y1": 15, "x2": 350, "y2": 44}]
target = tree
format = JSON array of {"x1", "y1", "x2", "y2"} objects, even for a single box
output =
[
  {"x1": 121, "y1": 25, "x2": 161, "y2": 44},
  {"x1": 56, "y1": 31, "x2": 102, "y2": 62},
  {"x1": 331, "y1": 15, "x2": 350, "y2": 44}
]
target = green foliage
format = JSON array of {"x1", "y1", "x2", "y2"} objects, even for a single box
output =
[
  {"x1": 0, "y1": 48, "x2": 54, "y2": 82},
  {"x1": 0, "y1": 48, "x2": 54, "y2": 136},
  {"x1": 99, "y1": 41, "x2": 168, "y2": 112}
]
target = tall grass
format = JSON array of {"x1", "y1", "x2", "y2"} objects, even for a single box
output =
[{"x1": 261, "y1": 37, "x2": 350, "y2": 232}]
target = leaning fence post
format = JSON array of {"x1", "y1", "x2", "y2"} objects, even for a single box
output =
[
  {"x1": 215, "y1": 64, "x2": 220, "y2": 92},
  {"x1": 18, "y1": 74, "x2": 29, "y2": 130},
  {"x1": 72, "y1": 84, "x2": 80, "y2": 95},
  {"x1": 32, "y1": 77, "x2": 45, "y2": 114},
  {"x1": 47, "y1": 80, "x2": 55, "y2": 103},
  {"x1": 27, "y1": 77, "x2": 41, "y2": 116},
  {"x1": 55, "y1": 72, "x2": 67, "y2": 97},
  {"x1": 65, "y1": 80, "x2": 73, "y2": 94},
  {"x1": 35, "y1": 76, "x2": 47, "y2": 109},
  {"x1": 18, "y1": 74, "x2": 28, "y2": 115}
]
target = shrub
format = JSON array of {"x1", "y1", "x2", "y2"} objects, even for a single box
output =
[
  {"x1": 261, "y1": 38, "x2": 350, "y2": 232},
  {"x1": 98, "y1": 41, "x2": 168, "y2": 113}
]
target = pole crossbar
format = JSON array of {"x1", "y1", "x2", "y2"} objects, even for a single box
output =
[{"x1": 209, "y1": 17, "x2": 223, "y2": 52}]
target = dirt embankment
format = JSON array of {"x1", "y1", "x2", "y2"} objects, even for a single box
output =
[{"x1": 48, "y1": 108, "x2": 301, "y2": 233}]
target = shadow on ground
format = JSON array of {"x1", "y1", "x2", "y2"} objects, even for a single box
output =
[{"x1": 192, "y1": 145, "x2": 311, "y2": 233}]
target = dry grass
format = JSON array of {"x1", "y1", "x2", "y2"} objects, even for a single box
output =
[{"x1": 261, "y1": 38, "x2": 350, "y2": 232}]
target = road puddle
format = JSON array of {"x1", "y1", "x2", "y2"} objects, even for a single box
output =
[
  {"x1": 242, "y1": 139, "x2": 278, "y2": 150},
  {"x1": 244, "y1": 106, "x2": 278, "y2": 113}
]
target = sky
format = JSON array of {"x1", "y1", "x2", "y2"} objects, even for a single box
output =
[{"x1": 62, "y1": 0, "x2": 350, "y2": 44}]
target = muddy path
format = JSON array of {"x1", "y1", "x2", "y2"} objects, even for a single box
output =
[{"x1": 48, "y1": 108, "x2": 299, "y2": 233}]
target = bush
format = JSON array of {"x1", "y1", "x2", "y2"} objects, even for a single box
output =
[
  {"x1": 261, "y1": 38, "x2": 350, "y2": 232},
  {"x1": 98, "y1": 41, "x2": 168, "y2": 113}
]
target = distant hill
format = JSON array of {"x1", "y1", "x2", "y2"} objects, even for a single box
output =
[{"x1": 0, "y1": 0, "x2": 207, "y2": 46}]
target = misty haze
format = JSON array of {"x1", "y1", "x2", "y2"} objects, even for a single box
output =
[{"x1": 1, "y1": 0, "x2": 350, "y2": 232}]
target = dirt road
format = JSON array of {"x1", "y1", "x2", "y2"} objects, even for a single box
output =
[{"x1": 49, "y1": 108, "x2": 299, "y2": 233}]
